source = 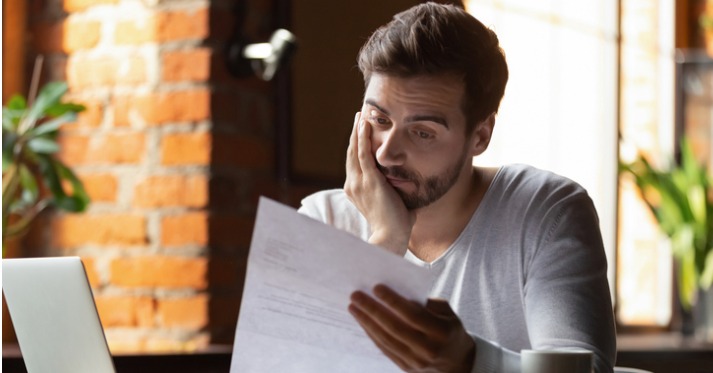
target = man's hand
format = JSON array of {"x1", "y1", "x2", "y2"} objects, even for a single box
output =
[
  {"x1": 349, "y1": 285, "x2": 476, "y2": 373},
  {"x1": 344, "y1": 112, "x2": 415, "y2": 256}
]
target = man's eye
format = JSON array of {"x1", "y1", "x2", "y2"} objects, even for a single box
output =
[
  {"x1": 415, "y1": 130, "x2": 433, "y2": 139},
  {"x1": 370, "y1": 116, "x2": 390, "y2": 125}
]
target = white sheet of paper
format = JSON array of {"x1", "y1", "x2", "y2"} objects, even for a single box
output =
[{"x1": 230, "y1": 197, "x2": 435, "y2": 373}]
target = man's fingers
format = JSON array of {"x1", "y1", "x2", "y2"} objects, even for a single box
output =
[
  {"x1": 350, "y1": 291, "x2": 439, "y2": 359},
  {"x1": 348, "y1": 301, "x2": 429, "y2": 370},
  {"x1": 426, "y1": 298, "x2": 458, "y2": 317},
  {"x1": 356, "y1": 113, "x2": 377, "y2": 171},
  {"x1": 373, "y1": 285, "x2": 450, "y2": 338},
  {"x1": 345, "y1": 112, "x2": 362, "y2": 176}
]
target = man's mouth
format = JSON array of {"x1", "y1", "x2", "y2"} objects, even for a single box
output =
[{"x1": 385, "y1": 176, "x2": 411, "y2": 188}]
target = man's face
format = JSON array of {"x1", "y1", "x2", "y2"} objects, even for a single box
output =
[{"x1": 361, "y1": 73, "x2": 473, "y2": 210}]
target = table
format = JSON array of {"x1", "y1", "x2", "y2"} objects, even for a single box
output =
[{"x1": 3, "y1": 334, "x2": 713, "y2": 372}]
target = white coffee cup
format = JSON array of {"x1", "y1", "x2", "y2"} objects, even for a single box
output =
[{"x1": 520, "y1": 349, "x2": 593, "y2": 373}]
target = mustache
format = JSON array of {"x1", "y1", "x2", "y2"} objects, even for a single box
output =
[{"x1": 377, "y1": 164, "x2": 420, "y2": 184}]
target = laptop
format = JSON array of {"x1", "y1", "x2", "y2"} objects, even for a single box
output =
[{"x1": 2, "y1": 256, "x2": 116, "y2": 373}]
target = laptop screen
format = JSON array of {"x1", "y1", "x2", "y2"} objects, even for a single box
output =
[{"x1": 2, "y1": 256, "x2": 115, "y2": 373}]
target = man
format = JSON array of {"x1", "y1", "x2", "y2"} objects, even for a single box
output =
[{"x1": 298, "y1": 3, "x2": 616, "y2": 372}]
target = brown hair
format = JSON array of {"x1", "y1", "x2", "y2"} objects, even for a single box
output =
[{"x1": 357, "y1": 2, "x2": 508, "y2": 133}]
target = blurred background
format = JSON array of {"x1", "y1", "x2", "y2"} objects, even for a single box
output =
[{"x1": 2, "y1": 0, "x2": 712, "y2": 371}]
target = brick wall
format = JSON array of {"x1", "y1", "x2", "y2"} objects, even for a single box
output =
[{"x1": 16, "y1": 0, "x2": 315, "y2": 352}]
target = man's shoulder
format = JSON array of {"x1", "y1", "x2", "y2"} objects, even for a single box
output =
[
  {"x1": 496, "y1": 164, "x2": 587, "y2": 197},
  {"x1": 298, "y1": 188, "x2": 360, "y2": 222},
  {"x1": 298, "y1": 189, "x2": 370, "y2": 239},
  {"x1": 300, "y1": 189, "x2": 351, "y2": 210}
]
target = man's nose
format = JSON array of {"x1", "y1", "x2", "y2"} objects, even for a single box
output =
[{"x1": 374, "y1": 128, "x2": 406, "y2": 167}]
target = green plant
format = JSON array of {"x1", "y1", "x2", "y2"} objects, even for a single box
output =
[
  {"x1": 700, "y1": 13, "x2": 713, "y2": 31},
  {"x1": 2, "y1": 81, "x2": 90, "y2": 250},
  {"x1": 620, "y1": 138, "x2": 713, "y2": 310}
]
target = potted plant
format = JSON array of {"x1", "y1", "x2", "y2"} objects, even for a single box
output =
[
  {"x1": 2, "y1": 81, "x2": 90, "y2": 252},
  {"x1": 620, "y1": 138, "x2": 713, "y2": 340}
]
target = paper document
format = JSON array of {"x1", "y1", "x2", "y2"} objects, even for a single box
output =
[{"x1": 230, "y1": 197, "x2": 435, "y2": 373}]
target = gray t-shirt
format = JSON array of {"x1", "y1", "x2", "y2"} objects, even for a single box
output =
[{"x1": 298, "y1": 164, "x2": 616, "y2": 373}]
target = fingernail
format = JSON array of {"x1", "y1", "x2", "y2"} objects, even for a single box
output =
[{"x1": 373, "y1": 284, "x2": 390, "y2": 298}]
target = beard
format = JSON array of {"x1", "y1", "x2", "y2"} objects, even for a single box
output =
[{"x1": 377, "y1": 151, "x2": 467, "y2": 210}]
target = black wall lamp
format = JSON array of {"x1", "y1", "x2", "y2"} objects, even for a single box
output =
[
  {"x1": 225, "y1": 1, "x2": 297, "y2": 82},
  {"x1": 227, "y1": 28, "x2": 297, "y2": 81}
]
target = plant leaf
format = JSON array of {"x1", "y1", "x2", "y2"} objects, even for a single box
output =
[
  {"x1": 701, "y1": 249, "x2": 713, "y2": 290},
  {"x1": 44, "y1": 102, "x2": 85, "y2": 118},
  {"x1": 26, "y1": 112, "x2": 77, "y2": 138},
  {"x1": 18, "y1": 164, "x2": 39, "y2": 206},
  {"x1": 6, "y1": 95, "x2": 27, "y2": 111},
  {"x1": 678, "y1": 250, "x2": 698, "y2": 310},
  {"x1": 27, "y1": 137, "x2": 60, "y2": 154},
  {"x1": 53, "y1": 159, "x2": 90, "y2": 212},
  {"x1": 24, "y1": 82, "x2": 68, "y2": 131},
  {"x1": 2, "y1": 133, "x2": 18, "y2": 172},
  {"x1": 620, "y1": 136, "x2": 713, "y2": 307},
  {"x1": 2, "y1": 108, "x2": 24, "y2": 132},
  {"x1": 38, "y1": 155, "x2": 90, "y2": 213}
]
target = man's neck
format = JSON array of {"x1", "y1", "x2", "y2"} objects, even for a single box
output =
[{"x1": 408, "y1": 166, "x2": 495, "y2": 262}]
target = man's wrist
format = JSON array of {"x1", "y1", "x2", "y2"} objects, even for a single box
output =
[{"x1": 368, "y1": 230, "x2": 409, "y2": 256}]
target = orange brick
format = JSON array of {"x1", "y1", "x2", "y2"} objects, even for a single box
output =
[
  {"x1": 64, "y1": 99, "x2": 103, "y2": 128},
  {"x1": 157, "y1": 295, "x2": 208, "y2": 329},
  {"x1": 58, "y1": 133, "x2": 145, "y2": 165},
  {"x1": 156, "y1": 8, "x2": 209, "y2": 42},
  {"x1": 162, "y1": 48, "x2": 211, "y2": 82},
  {"x1": 133, "y1": 174, "x2": 208, "y2": 208},
  {"x1": 115, "y1": 8, "x2": 209, "y2": 45},
  {"x1": 133, "y1": 89, "x2": 210, "y2": 125},
  {"x1": 94, "y1": 133, "x2": 145, "y2": 164},
  {"x1": 78, "y1": 173, "x2": 118, "y2": 202},
  {"x1": 64, "y1": 19, "x2": 101, "y2": 52},
  {"x1": 112, "y1": 95, "x2": 131, "y2": 127},
  {"x1": 110, "y1": 256, "x2": 208, "y2": 289},
  {"x1": 114, "y1": 18, "x2": 153, "y2": 45},
  {"x1": 161, "y1": 212, "x2": 208, "y2": 247},
  {"x1": 67, "y1": 55, "x2": 146, "y2": 88},
  {"x1": 160, "y1": 132, "x2": 211, "y2": 165},
  {"x1": 63, "y1": 0, "x2": 118, "y2": 12},
  {"x1": 56, "y1": 133, "x2": 89, "y2": 165},
  {"x1": 95, "y1": 295, "x2": 155, "y2": 327},
  {"x1": 51, "y1": 213, "x2": 147, "y2": 247}
]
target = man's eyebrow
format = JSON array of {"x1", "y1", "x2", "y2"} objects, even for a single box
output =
[
  {"x1": 405, "y1": 114, "x2": 449, "y2": 129},
  {"x1": 364, "y1": 99, "x2": 389, "y2": 115}
]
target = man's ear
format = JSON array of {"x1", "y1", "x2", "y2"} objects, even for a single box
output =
[{"x1": 468, "y1": 113, "x2": 495, "y2": 157}]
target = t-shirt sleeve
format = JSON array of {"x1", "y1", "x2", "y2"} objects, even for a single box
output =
[
  {"x1": 522, "y1": 192, "x2": 616, "y2": 373},
  {"x1": 297, "y1": 192, "x2": 328, "y2": 222},
  {"x1": 296, "y1": 190, "x2": 371, "y2": 241},
  {"x1": 469, "y1": 333, "x2": 520, "y2": 373}
]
